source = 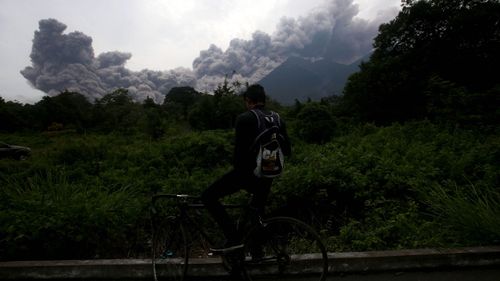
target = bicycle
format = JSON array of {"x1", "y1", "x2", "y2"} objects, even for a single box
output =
[{"x1": 150, "y1": 193, "x2": 328, "y2": 281}]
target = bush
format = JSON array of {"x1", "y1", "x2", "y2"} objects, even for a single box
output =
[
  {"x1": 160, "y1": 130, "x2": 233, "y2": 173},
  {"x1": 1, "y1": 121, "x2": 498, "y2": 259},
  {"x1": 271, "y1": 121, "x2": 499, "y2": 249},
  {"x1": 295, "y1": 103, "x2": 336, "y2": 143},
  {"x1": 0, "y1": 170, "x2": 144, "y2": 260},
  {"x1": 426, "y1": 182, "x2": 500, "y2": 244}
]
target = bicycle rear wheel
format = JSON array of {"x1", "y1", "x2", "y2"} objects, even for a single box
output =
[
  {"x1": 242, "y1": 217, "x2": 328, "y2": 281},
  {"x1": 152, "y1": 215, "x2": 188, "y2": 281}
]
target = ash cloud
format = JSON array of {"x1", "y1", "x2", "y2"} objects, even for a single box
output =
[
  {"x1": 96, "y1": 52, "x2": 132, "y2": 68},
  {"x1": 21, "y1": 19, "x2": 195, "y2": 102},
  {"x1": 21, "y1": 0, "x2": 397, "y2": 102}
]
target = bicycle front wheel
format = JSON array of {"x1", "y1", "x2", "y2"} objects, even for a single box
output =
[
  {"x1": 152, "y1": 215, "x2": 188, "y2": 281},
  {"x1": 242, "y1": 217, "x2": 328, "y2": 281}
]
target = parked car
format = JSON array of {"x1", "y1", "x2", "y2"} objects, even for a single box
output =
[{"x1": 0, "y1": 142, "x2": 31, "y2": 160}]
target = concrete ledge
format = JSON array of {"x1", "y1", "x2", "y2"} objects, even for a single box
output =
[
  {"x1": 328, "y1": 246, "x2": 500, "y2": 273},
  {"x1": 1, "y1": 246, "x2": 499, "y2": 280}
]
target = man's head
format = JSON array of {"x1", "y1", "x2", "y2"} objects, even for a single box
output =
[{"x1": 243, "y1": 84, "x2": 266, "y2": 109}]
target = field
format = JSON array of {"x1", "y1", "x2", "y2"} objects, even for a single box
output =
[{"x1": 1, "y1": 121, "x2": 498, "y2": 260}]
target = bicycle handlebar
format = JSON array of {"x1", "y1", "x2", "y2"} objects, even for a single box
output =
[{"x1": 152, "y1": 193, "x2": 200, "y2": 204}]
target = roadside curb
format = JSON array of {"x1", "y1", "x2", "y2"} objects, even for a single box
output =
[
  {"x1": 1, "y1": 246, "x2": 499, "y2": 280},
  {"x1": 327, "y1": 246, "x2": 500, "y2": 273}
]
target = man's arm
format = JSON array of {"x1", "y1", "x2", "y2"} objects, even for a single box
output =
[{"x1": 234, "y1": 112, "x2": 256, "y2": 171}]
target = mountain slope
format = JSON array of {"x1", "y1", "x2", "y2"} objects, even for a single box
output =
[{"x1": 259, "y1": 56, "x2": 363, "y2": 104}]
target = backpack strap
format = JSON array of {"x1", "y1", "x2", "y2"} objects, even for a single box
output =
[
  {"x1": 251, "y1": 109, "x2": 280, "y2": 130},
  {"x1": 250, "y1": 109, "x2": 281, "y2": 151},
  {"x1": 274, "y1": 112, "x2": 281, "y2": 127},
  {"x1": 250, "y1": 110, "x2": 263, "y2": 131}
]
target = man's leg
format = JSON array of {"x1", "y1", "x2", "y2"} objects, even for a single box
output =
[
  {"x1": 247, "y1": 177, "x2": 273, "y2": 217},
  {"x1": 201, "y1": 170, "x2": 243, "y2": 247},
  {"x1": 244, "y1": 177, "x2": 273, "y2": 260}
]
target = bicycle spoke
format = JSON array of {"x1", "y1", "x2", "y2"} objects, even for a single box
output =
[
  {"x1": 150, "y1": 195, "x2": 327, "y2": 281},
  {"x1": 152, "y1": 216, "x2": 188, "y2": 281},
  {"x1": 242, "y1": 217, "x2": 328, "y2": 281}
]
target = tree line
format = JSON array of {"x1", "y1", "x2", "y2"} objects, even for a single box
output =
[
  {"x1": 341, "y1": 0, "x2": 499, "y2": 128},
  {"x1": 0, "y1": 81, "x2": 245, "y2": 137}
]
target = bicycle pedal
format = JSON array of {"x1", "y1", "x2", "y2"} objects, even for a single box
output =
[{"x1": 160, "y1": 250, "x2": 174, "y2": 258}]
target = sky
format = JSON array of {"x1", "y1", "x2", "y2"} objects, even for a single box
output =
[{"x1": 0, "y1": 0, "x2": 401, "y2": 104}]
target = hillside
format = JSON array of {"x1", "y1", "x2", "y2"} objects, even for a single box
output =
[{"x1": 259, "y1": 56, "x2": 363, "y2": 104}]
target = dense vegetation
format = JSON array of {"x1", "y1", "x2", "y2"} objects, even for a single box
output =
[
  {"x1": 1, "y1": 0, "x2": 499, "y2": 260},
  {"x1": 342, "y1": 0, "x2": 500, "y2": 127}
]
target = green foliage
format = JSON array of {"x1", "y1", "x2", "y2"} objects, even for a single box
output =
[
  {"x1": 0, "y1": 98, "x2": 36, "y2": 132},
  {"x1": 1, "y1": 81, "x2": 247, "y2": 135},
  {"x1": 327, "y1": 200, "x2": 444, "y2": 251},
  {"x1": 188, "y1": 80, "x2": 246, "y2": 130},
  {"x1": 188, "y1": 95, "x2": 218, "y2": 130},
  {"x1": 160, "y1": 131, "x2": 233, "y2": 172},
  {"x1": 0, "y1": 130, "x2": 235, "y2": 260},
  {"x1": 295, "y1": 102, "x2": 336, "y2": 143},
  {"x1": 142, "y1": 98, "x2": 165, "y2": 140},
  {"x1": 1, "y1": 120, "x2": 498, "y2": 259},
  {"x1": 342, "y1": 0, "x2": 500, "y2": 125},
  {"x1": 1, "y1": 22, "x2": 499, "y2": 258},
  {"x1": 93, "y1": 89, "x2": 142, "y2": 133},
  {"x1": 271, "y1": 121, "x2": 499, "y2": 250},
  {"x1": 162, "y1": 87, "x2": 202, "y2": 120},
  {"x1": 40, "y1": 91, "x2": 93, "y2": 132},
  {"x1": 0, "y1": 170, "x2": 143, "y2": 259},
  {"x1": 426, "y1": 182, "x2": 500, "y2": 244}
]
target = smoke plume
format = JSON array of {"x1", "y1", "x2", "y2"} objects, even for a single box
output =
[{"x1": 21, "y1": 0, "x2": 397, "y2": 102}]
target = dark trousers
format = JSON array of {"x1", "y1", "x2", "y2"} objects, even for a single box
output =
[{"x1": 201, "y1": 169, "x2": 272, "y2": 243}]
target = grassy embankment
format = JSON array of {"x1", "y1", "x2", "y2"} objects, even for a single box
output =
[{"x1": 1, "y1": 121, "x2": 498, "y2": 260}]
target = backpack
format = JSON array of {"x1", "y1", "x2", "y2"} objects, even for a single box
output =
[{"x1": 250, "y1": 109, "x2": 285, "y2": 178}]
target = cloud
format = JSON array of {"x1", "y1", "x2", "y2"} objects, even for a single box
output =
[
  {"x1": 193, "y1": 0, "x2": 397, "y2": 90},
  {"x1": 21, "y1": 18, "x2": 195, "y2": 103},
  {"x1": 96, "y1": 52, "x2": 132, "y2": 68},
  {"x1": 21, "y1": 0, "x2": 397, "y2": 102}
]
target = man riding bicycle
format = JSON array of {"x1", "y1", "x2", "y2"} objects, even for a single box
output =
[{"x1": 201, "y1": 84, "x2": 291, "y2": 252}]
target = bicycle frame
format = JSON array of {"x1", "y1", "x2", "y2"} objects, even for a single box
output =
[
  {"x1": 151, "y1": 194, "x2": 251, "y2": 250},
  {"x1": 150, "y1": 193, "x2": 329, "y2": 281}
]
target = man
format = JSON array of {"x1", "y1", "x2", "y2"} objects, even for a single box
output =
[{"x1": 201, "y1": 84, "x2": 291, "y2": 252}]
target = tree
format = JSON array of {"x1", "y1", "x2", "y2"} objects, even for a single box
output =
[
  {"x1": 342, "y1": 0, "x2": 500, "y2": 125},
  {"x1": 99, "y1": 88, "x2": 134, "y2": 105},
  {"x1": 30, "y1": 91, "x2": 93, "y2": 132},
  {"x1": 162, "y1": 87, "x2": 202, "y2": 120},
  {"x1": 143, "y1": 96, "x2": 164, "y2": 140},
  {"x1": 296, "y1": 102, "x2": 336, "y2": 143},
  {"x1": 212, "y1": 79, "x2": 245, "y2": 129},
  {"x1": 94, "y1": 89, "x2": 141, "y2": 133},
  {"x1": 0, "y1": 98, "x2": 33, "y2": 132},
  {"x1": 52, "y1": 91, "x2": 92, "y2": 132},
  {"x1": 188, "y1": 80, "x2": 246, "y2": 130},
  {"x1": 187, "y1": 95, "x2": 217, "y2": 130}
]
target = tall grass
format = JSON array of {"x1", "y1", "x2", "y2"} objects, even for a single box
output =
[
  {"x1": 426, "y1": 182, "x2": 500, "y2": 244},
  {"x1": 272, "y1": 121, "x2": 499, "y2": 250},
  {"x1": 0, "y1": 122, "x2": 498, "y2": 259},
  {"x1": 0, "y1": 170, "x2": 145, "y2": 260}
]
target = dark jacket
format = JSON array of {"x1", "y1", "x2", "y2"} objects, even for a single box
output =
[{"x1": 233, "y1": 105, "x2": 291, "y2": 172}]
